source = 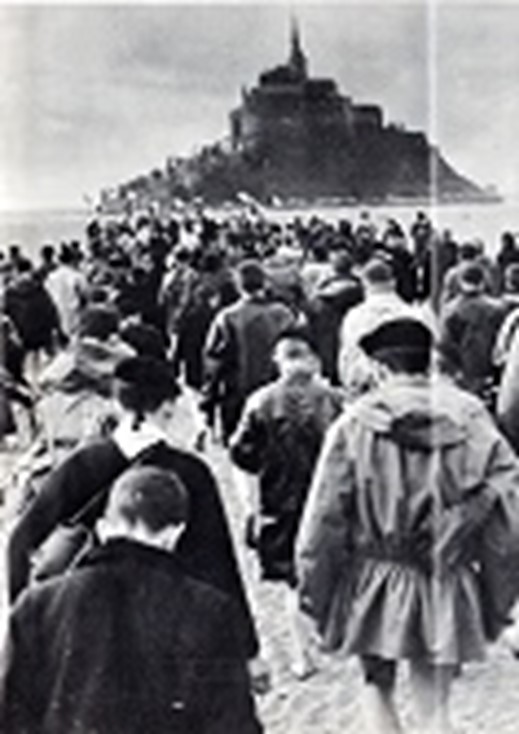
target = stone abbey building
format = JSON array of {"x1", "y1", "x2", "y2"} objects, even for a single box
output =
[
  {"x1": 110, "y1": 21, "x2": 491, "y2": 208},
  {"x1": 226, "y1": 21, "x2": 484, "y2": 202}
]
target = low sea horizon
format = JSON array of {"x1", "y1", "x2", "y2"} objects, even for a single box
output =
[{"x1": 1, "y1": 198, "x2": 518, "y2": 260}]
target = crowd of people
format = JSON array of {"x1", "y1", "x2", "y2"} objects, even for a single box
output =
[{"x1": 2, "y1": 204, "x2": 519, "y2": 733}]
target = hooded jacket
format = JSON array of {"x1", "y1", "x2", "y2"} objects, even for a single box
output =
[{"x1": 296, "y1": 375, "x2": 519, "y2": 663}]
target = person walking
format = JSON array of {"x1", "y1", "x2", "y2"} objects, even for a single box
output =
[
  {"x1": 297, "y1": 317, "x2": 519, "y2": 734},
  {"x1": 45, "y1": 243, "x2": 88, "y2": 339},
  {"x1": 337, "y1": 257, "x2": 416, "y2": 401},
  {"x1": 439, "y1": 261, "x2": 507, "y2": 406},
  {"x1": 1, "y1": 465, "x2": 262, "y2": 734},
  {"x1": 7, "y1": 355, "x2": 261, "y2": 672},
  {"x1": 203, "y1": 259, "x2": 295, "y2": 443},
  {"x1": 230, "y1": 327, "x2": 343, "y2": 677}
]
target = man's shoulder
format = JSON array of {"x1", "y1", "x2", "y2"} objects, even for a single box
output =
[
  {"x1": 143, "y1": 442, "x2": 218, "y2": 487},
  {"x1": 13, "y1": 550, "x2": 233, "y2": 623}
]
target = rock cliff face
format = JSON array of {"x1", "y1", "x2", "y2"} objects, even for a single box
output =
[{"x1": 106, "y1": 22, "x2": 495, "y2": 210}]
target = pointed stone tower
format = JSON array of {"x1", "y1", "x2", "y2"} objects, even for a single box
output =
[{"x1": 288, "y1": 16, "x2": 308, "y2": 80}]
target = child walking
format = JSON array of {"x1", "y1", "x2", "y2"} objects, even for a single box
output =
[
  {"x1": 296, "y1": 317, "x2": 519, "y2": 733},
  {"x1": 230, "y1": 326, "x2": 343, "y2": 678}
]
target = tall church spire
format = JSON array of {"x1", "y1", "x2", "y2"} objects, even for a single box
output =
[{"x1": 289, "y1": 15, "x2": 308, "y2": 80}]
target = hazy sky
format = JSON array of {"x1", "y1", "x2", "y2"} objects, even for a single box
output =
[{"x1": 1, "y1": 1, "x2": 518, "y2": 210}]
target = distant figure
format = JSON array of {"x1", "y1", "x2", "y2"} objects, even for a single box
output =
[
  {"x1": 491, "y1": 263, "x2": 519, "y2": 374},
  {"x1": 439, "y1": 262, "x2": 507, "y2": 404},
  {"x1": 45, "y1": 244, "x2": 88, "y2": 338},
  {"x1": 0, "y1": 466, "x2": 262, "y2": 734},
  {"x1": 440, "y1": 240, "x2": 498, "y2": 308},
  {"x1": 496, "y1": 231, "x2": 519, "y2": 291},
  {"x1": 337, "y1": 257, "x2": 415, "y2": 400},
  {"x1": 306, "y1": 250, "x2": 363, "y2": 384},
  {"x1": 0, "y1": 315, "x2": 35, "y2": 445},
  {"x1": 203, "y1": 259, "x2": 295, "y2": 442},
  {"x1": 300, "y1": 240, "x2": 333, "y2": 298},
  {"x1": 35, "y1": 244, "x2": 58, "y2": 283},
  {"x1": 4, "y1": 257, "x2": 63, "y2": 376}
]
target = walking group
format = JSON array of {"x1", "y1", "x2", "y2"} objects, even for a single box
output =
[{"x1": 2, "y1": 205, "x2": 519, "y2": 734}]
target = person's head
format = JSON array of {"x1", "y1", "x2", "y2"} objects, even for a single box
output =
[
  {"x1": 78, "y1": 305, "x2": 119, "y2": 342},
  {"x1": 359, "y1": 317, "x2": 433, "y2": 377},
  {"x1": 504, "y1": 263, "x2": 519, "y2": 294},
  {"x1": 458, "y1": 241, "x2": 482, "y2": 262},
  {"x1": 200, "y1": 248, "x2": 224, "y2": 274},
  {"x1": 119, "y1": 320, "x2": 167, "y2": 359},
  {"x1": 40, "y1": 244, "x2": 55, "y2": 263},
  {"x1": 8, "y1": 245, "x2": 22, "y2": 263},
  {"x1": 272, "y1": 326, "x2": 320, "y2": 380},
  {"x1": 458, "y1": 262, "x2": 485, "y2": 296},
  {"x1": 330, "y1": 249, "x2": 354, "y2": 277},
  {"x1": 359, "y1": 257, "x2": 395, "y2": 295},
  {"x1": 96, "y1": 466, "x2": 189, "y2": 553},
  {"x1": 59, "y1": 243, "x2": 75, "y2": 266},
  {"x1": 113, "y1": 356, "x2": 181, "y2": 429},
  {"x1": 311, "y1": 242, "x2": 329, "y2": 263},
  {"x1": 237, "y1": 259, "x2": 265, "y2": 295},
  {"x1": 16, "y1": 257, "x2": 33, "y2": 275},
  {"x1": 501, "y1": 231, "x2": 516, "y2": 251},
  {"x1": 173, "y1": 246, "x2": 192, "y2": 265}
]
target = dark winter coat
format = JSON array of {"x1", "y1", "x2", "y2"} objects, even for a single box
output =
[
  {"x1": 0, "y1": 540, "x2": 262, "y2": 734},
  {"x1": 204, "y1": 294, "x2": 295, "y2": 439},
  {"x1": 5, "y1": 274, "x2": 61, "y2": 351},
  {"x1": 306, "y1": 275, "x2": 362, "y2": 384},
  {"x1": 439, "y1": 292, "x2": 507, "y2": 397},
  {"x1": 230, "y1": 376, "x2": 343, "y2": 583},
  {"x1": 8, "y1": 438, "x2": 259, "y2": 657}
]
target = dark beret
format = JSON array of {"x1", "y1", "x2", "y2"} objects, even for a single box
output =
[{"x1": 359, "y1": 317, "x2": 433, "y2": 357}]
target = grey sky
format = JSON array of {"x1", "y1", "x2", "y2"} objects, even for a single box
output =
[{"x1": 1, "y1": 2, "x2": 518, "y2": 209}]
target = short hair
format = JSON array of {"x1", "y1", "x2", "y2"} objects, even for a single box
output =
[
  {"x1": 274, "y1": 325, "x2": 317, "y2": 355},
  {"x1": 107, "y1": 466, "x2": 189, "y2": 531},
  {"x1": 332, "y1": 250, "x2": 354, "y2": 276},
  {"x1": 119, "y1": 321, "x2": 167, "y2": 359},
  {"x1": 114, "y1": 356, "x2": 181, "y2": 416},
  {"x1": 238, "y1": 259, "x2": 265, "y2": 293},
  {"x1": 78, "y1": 305, "x2": 119, "y2": 341},
  {"x1": 458, "y1": 241, "x2": 482, "y2": 261},
  {"x1": 360, "y1": 257, "x2": 394, "y2": 285},
  {"x1": 17, "y1": 258, "x2": 33, "y2": 274},
  {"x1": 40, "y1": 244, "x2": 55, "y2": 261},
  {"x1": 59, "y1": 244, "x2": 75, "y2": 265},
  {"x1": 458, "y1": 262, "x2": 485, "y2": 290}
]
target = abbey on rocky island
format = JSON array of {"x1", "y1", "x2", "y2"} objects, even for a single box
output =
[{"x1": 107, "y1": 21, "x2": 494, "y2": 209}]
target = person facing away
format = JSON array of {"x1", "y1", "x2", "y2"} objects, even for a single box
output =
[
  {"x1": 4, "y1": 256, "x2": 63, "y2": 359},
  {"x1": 337, "y1": 257, "x2": 416, "y2": 401},
  {"x1": 203, "y1": 259, "x2": 296, "y2": 443},
  {"x1": 306, "y1": 249, "x2": 363, "y2": 385},
  {"x1": 0, "y1": 465, "x2": 262, "y2": 734},
  {"x1": 439, "y1": 261, "x2": 507, "y2": 403},
  {"x1": 7, "y1": 355, "x2": 261, "y2": 670},
  {"x1": 296, "y1": 316, "x2": 519, "y2": 734},
  {"x1": 229, "y1": 327, "x2": 343, "y2": 677},
  {"x1": 45, "y1": 243, "x2": 88, "y2": 339}
]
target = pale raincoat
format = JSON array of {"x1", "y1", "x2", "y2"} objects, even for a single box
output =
[{"x1": 297, "y1": 375, "x2": 519, "y2": 664}]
